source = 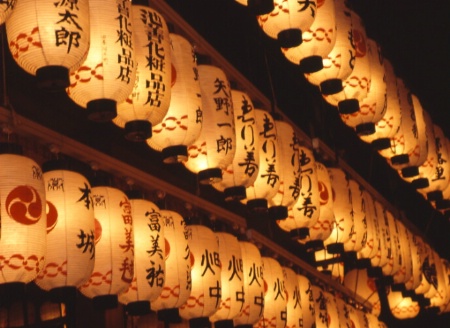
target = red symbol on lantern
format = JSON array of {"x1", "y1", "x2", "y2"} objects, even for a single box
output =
[
  {"x1": 171, "y1": 63, "x2": 177, "y2": 87},
  {"x1": 165, "y1": 238, "x2": 170, "y2": 260},
  {"x1": 352, "y1": 29, "x2": 367, "y2": 58},
  {"x1": 318, "y1": 181, "x2": 329, "y2": 205},
  {"x1": 94, "y1": 218, "x2": 102, "y2": 244},
  {"x1": 46, "y1": 200, "x2": 58, "y2": 233},
  {"x1": 6, "y1": 185, "x2": 43, "y2": 225}
]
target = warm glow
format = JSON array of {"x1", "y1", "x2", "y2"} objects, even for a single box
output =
[
  {"x1": 0, "y1": 1, "x2": 15, "y2": 25},
  {"x1": 343, "y1": 179, "x2": 367, "y2": 253}
]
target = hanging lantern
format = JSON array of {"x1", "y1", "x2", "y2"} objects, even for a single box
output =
[
  {"x1": 268, "y1": 119, "x2": 301, "y2": 220},
  {"x1": 254, "y1": 257, "x2": 287, "y2": 328},
  {"x1": 66, "y1": 0, "x2": 137, "y2": 122},
  {"x1": 370, "y1": 201, "x2": 390, "y2": 271},
  {"x1": 392, "y1": 221, "x2": 413, "y2": 286},
  {"x1": 151, "y1": 210, "x2": 191, "y2": 323},
  {"x1": 257, "y1": 0, "x2": 317, "y2": 48},
  {"x1": 356, "y1": 190, "x2": 379, "y2": 266},
  {"x1": 387, "y1": 287, "x2": 420, "y2": 319},
  {"x1": 0, "y1": 0, "x2": 15, "y2": 25},
  {"x1": 322, "y1": 12, "x2": 371, "y2": 115},
  {"x1": 6, "y1": 0, "x2": 90, "y2": 90},
  {"x1": 304, "y1": 0, "x2": 355, "y2": 95},
  {"x1": 323, "y1": 292, "x2": 341, "y2": 328},
  {"x1": 242, "y1": 109, "x2": 280, "y2": 212},
  {"x1": 281, "y1": 0, "x2": 336, "y2": 73},
  {"x1": 212, "y1": 89, "x2": 259, "y2": 201},
  {"x1": 147, "y1": 33, "x2": 203, "y2": 164},
  {"x1": 276, "y1": 145, "x2": 320, "y2": 241},
  {"x1": 0, "y1": 146, "x2": 46, "y2": 285},
  {"x1": 414, "y1": 238, "x2": 433, "y2": 297},
  {"x1": 314, "y1": 248, "x2": 344, "y2": 283},
  {"x1": 404, "y1": 232, "x2": 425, "y2": 292},
  {"x1": 282, "y1": 266, "x2": 301, "y2": 328},
  {"x1": 234, "y1": 0, "x2": 274, "y2": 16},
  {"x1": 311, "y1": 284, "x2": 328, "y2": 328},
  {"x1": 179, "y1": 225, "x2": 221, "y2": 328},
  {"x1": 360, "y1": 60, "x2": 402, "y2": 150},
  {"x1": 428, "y1": 251, "x2": 449, "y2": 308},
  {"x1": 118, "y1": 193, "x2": 165, "y2": 316},
  {"x1": 209, "y1": 232, "x2": 244, "y2": 328},
  {"x1": 335, "y1": 297, "x2": 355, "y2": 328},
  {"x1": 294, "y1": 274, "x2": 315, "y2": 328},
  {"x1": 436, "y1": 137, "x2": 450, "y2": 211},
  {"x1": 113, "y1": 5, "x2": 171, "y2": 141},
  {"x1": 233, "y1": 241, "x2": 264, "y2": 327},
  {"x1": 340, "y1": 39, "x2": 387, "y2": 136},
  {"x1": 381, "y1": 210, "x2": 401, "y2": 278},
  {"x1": 183, "y1": 63, "x2": 235, "y2": 184},
  {"x1": 79, "y1": 184, "x2": 134, "y2": 309},
  {"x1": 35, "y1": 161, "x2": 95, "y2": 294}
]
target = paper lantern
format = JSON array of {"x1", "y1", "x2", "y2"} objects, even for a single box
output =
[
  {"x1": 322, "y1": 12, "x2": 371, "y2": 115},
  {"x1": 0, "y1": 148, "x2": 46, "y2": 284},
  {"x1": 304, "y1": 0, "x2": 355, "y2": 95},
  {"x1": 381, "y1": 210, "x2": 401, "y2": 277},
  {"x1": 314, "y1": 248, "x2": 344, "y2": 283},
  {"x1": 151, "y1": 210, "x2": 191, "y2": 322},
  {"x1": 242, "y1": 109, "x2": 281, "y2": 211},
  {"x1": 147, "y1": 33, "x2": 203, "y2": 164},
  {"x1": 183, "y1": 64, "x2": 235, "y2": 184},
  {"x1": 282, "y1": 267, "x2": 301, "y2": 328},
  {"x1": 340, "y1": 39, "x2": 387, "y2": 135},
  {"x1": 67, "y1": 0, "x2": 137, "y2": 122},
  {"x1": 281, "y1": 0, "x2": 336, "y2": 73},
  {"x1": 233, "y1": 241, "x2": 264, "y2": 327},
  {"x1": 277, "y1": 145, "x2": 320, "y2": 241},
  {"x1": 428, "y1": 251, "x2": 449, "y2": 308},
  {"x1": 360, "y1": 60, "x2": 402, "y2": 150},
  {"x1": 342, "y1": 179, "x2": 367, "y2": 253},
  {"x1": 254, "y1": 257, "x2": 287, "y2": 328},
  {"x1": 257, "y1": 0, "x2": 317, "y2": 48},
  {"x1": 323, "y1": 292, "x2": 340, "y2": 328},
  {"x1": 118, "y1": 194, "x2": 165, "y2": 315},
  {"x1": 436, "y1": 137, "x2": 450, "y2": 211},
  {"x1": 268, "y1": 120, "x2": 301, "y2": 220},
  {"x1": 179, "y1": 225, "x2": 221, "y2": 327},
  {"x1": 356, "y1": 190, "x2": 379, "y2": 265},
  {"x1": 392, "y1": 221, "x2": 413, "y2": 286},
  {"x1": 234, "y1": 0, "x2": 274, "y2": 15},
  {"x1": 79, "y1": 185, "x2": 134, "y2": 309},
  {"x1": 209, "y1": 232, "x2": 244, "y2": 327},
  {"x1": 212, "y1": 89, "x2": 259, "y2": 201},
  {"x1": 35, "y1": 162, "x2": 95, "y2": 292},
  {"x1": 344, "y1": 269, "x2": 381, "y2": 317},
  {"x1": 404, "y1": 232, "x2": 425, "y2": 292},
  {"x1": 387, "y1": 287, "x2": 420, "y2": 319},
  {"x1": 0, "y1": 0, "x2": 15, "y2": 25},
  {"x1": 6, "y1": 0, "x2": 90, "y2": 90},
  {"x1": 311, "y1": 285, "x2": 328, "y2": 328},
  {"x1": 296, "y1": 274, "x2": 316, "y2": 328},
  {"x1": 335, "y1": 297, "x2": 354, "y2": 328},
  {"x1": 370, "y1": 201, "x2": 390, "y2": 269},
  {"x1": 113, "y1": 5, "x2": 171, "y2": 141},
  {"x1": 415, "y1": 242, "x2": 436, "y2": 298}
]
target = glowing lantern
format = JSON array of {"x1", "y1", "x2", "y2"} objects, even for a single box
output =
[
  {"x1": 387, "y1": 287, "x2": 420, "y2": 319},
  {"x1": 415, "y1": 243, "x2": 436, "y2": 298},
  {"x1": 322, "y1": 12, "x2": 370, "y2": 115},
  {"x1": 233, "y1": 241, "x2": 264, "y2": 327},
  {"x1": 179, "y1": 225, "x2": 221, "y2": 327},
  {"x1": 314, "y1": 248, "x2": 344, "y2": 283},
  {"x1": 276, "y1": 145, "x2": 320, "y2": 241},
  {"x1": 67, "y1": 0, "x2": 137, "y2": 122},
  {"x1": 151, "y1": 210, "x2": 191, "y2": 322},
  {"x1": 436, "y1": 137, "x2": 450, "y2": 211},
  {"x1": 118, "y1": 194, "x2": 164, "y2": 315},
  {"x1": 253, "y1": 257, "x2": 286, "y2": 328},
  {"x1": 113, "y1": 5, "x2": 171, "y2": 141},
  {"x1": 297, "y1": 274, "x2": 316, "y2": 328},
  {"x1": 381, "y1": 211, "x2": 401, "y2": 277},
  {"x1": 257, "y1": 0, "x2": 317, "y2": 48},
  {"x1": 242, "y1": 109, "x2": 280, "y2": 211},
  {"x1": 344, "y1": 269, "x2": 381, "y2": 317},
  {"x1": 392, "y1": 221, "x2": 413, "y2": 286},
  {"x1": 209, "y1": 232, "x2": 244, "y2": 327},
  {"x1": 183, "y1": 64, "x2": 235, "y2": 184},
  {"x1": 282, "y1": 267, "x2": 301, "y2": 328},
  {"x1": 0, "y1": 1, "x2": 15, "y2": 25},
  {"x1": 323, "y1": 292, "x2": 340, "y2": 328},
  {"x1": 404, "y1": 232, "x2": 424, "y2": 292},
  {"x1": 429, "y1": 251, "x2": 449, "y2": 308},
  {"x1": 35, "y1": 162, "x2": 95, "y2": 292},
  {"x1": 79, "y1": 185, "x2": 134, "y2": 309},
  {"x1": 335, "y1": 297, "x2": 354, "y2": 328},
  {"x1": 304, "y1": 0, "x2": 355, "y2": 95},
  {"x1": 311, "y1": 285, "x2": 328, "y2": 328},
  {"x1": 234, "y1": 0, "x2": 274, "y2": 15},
  {"x1": 212, "y1": 89, "x2": 259, "y2": 201},
  {"x1": 340, "y1": 39, "x2": 387, "y2": 135},
  {"x1": 0, "y1": 147, "x2": 46, "y2": 284},
  {"x1": 147, "y1": 33, "x2": 202, "y2": 164},
  {"x1": 281, "y1": 0, "x2": 336, "y2": 73},
  {"x1": 6, "y1": 0, "x2": 90, "y2": 90},
  {"x1": 360, "y1": 60, "x2": 402, "y2": 150},
  {"x1": 370, "y1": 201, "x2": 390, "y2": 269},
  {"x1": 357, "y1": 190, "x2": 379, "y2": 265},
  {"x1": 268, "y1": 120, "x2": 301, "y2": 220}
]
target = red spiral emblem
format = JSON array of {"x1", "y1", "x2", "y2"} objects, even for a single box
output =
[
  {"x1": 94, "y1": 218, "x2": 102, "y2": 244},
  {"x1": 352, "y1": 29, "x2": 367, "y2": 57},
  {"x1": 46, "y1": 200, "x2": 58, "y2": 233},
  {"x1": 171, "y1": 63, "x2": 177, "y2": 87},
  {"x1": 318, "y1": 181, "x2": 329, "y2": 205},
  {"x1": 6, "y1": 185, "x2": 43, "y2": 225}
]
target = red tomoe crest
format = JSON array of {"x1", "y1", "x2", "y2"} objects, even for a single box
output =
[
  {"x1": 94, "y1": 218, "x2": 102, "y2": 244},
  {"x1": 352, "y1": 29, "x2": 367, "y2": 58},
  {"x1": 46, "y1": 200, "x2": 58, "y2": 233},
  {"x1": 6, "y1": 185, "x2": 43, "y2": 225},
  {"x1": 318, "y1": 181, "x2": 329, "y2": 205}
]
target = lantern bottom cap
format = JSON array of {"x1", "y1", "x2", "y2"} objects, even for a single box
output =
[
  {"x1": 277, "y1": 28, "x2": 302, "y2": 48},
  {"x1": 268, "y1": 205, "x2": 288, "y2": 220},
  {"x1": 338, "y1": 99, "x2": 359, "y2": 114},
  {"x1": 87, "y1": 99, "x2": 117, "y2": 122},
  {"x1": 289, "y1": 227, "x2": 309, "y2": 241},
  {"x1": 125, "y1": 120, "x2": 152, "y2": 142},
  {"x1": 356, "y1": 122, "x2": 376, "y2": 136},
  {"x1": 92, "y1": 294, "x2": 118, "y2": 310},
  {"x1": 48, "y1": 286, "x2": 77, "y2": 303},
  {"x1": 224, "y1": 186, "x2": 247, "y2": 202},
  {"x1": 320, "y1": 79, "x2": 343, "y2": 95},
  {"x1": 0, "y1": 142, "x2": 23, "y2": 155},
  {"x1": 411, "y1": 177, "x2": 429, "y2": 189},
  {"x1": 124, "y1": 300, "x2": 151, "y2": 316},
  {"x1": 188, "y1": 317, "x2": 211, "y2": 328},
  {"x1": 0, "y1": 282, "x2": 26, "y2": 303},
  {"x1": 326, "y1": 242, "x2": 344, "y2": 254},
  {"x1": 213, "y1": 319, "x2": 234, "y2": 328},
  {"x1": 372, "y1": 138, "x2": 391, "y2": 150},
  {"x1": 300, "y1": 55, "x2": 323, "y2": 73},
  {"x1": 36, "y1": 66, "x2": 69, "y2": 91},
  {"x1": 435, "y1": 199, "x2": 450, "y2": 210},
  {"x1": 157, "y1": 308, "x2": 182, "y2": 324},
  {"x1": 391, "y1": 283, "x2": 406, "y2": 293},
  {"x1": 162, "y1": 145, "x2": 188, "y2": 164},
  {"x1": 427, "y1": 190, "x2": 443, "y2": 202},
  {"x1": 356, "y1": 258, "x2": 371, "y2": 269},
  {"x1": 390, "y1": 154, "x2": 409, "y2": 166},
  {"x1": 305, "y1": 239, "x2": 324, "y2": 252},
  {"x1": 401, "y1": 166, "x2": 419, "y2": 178},
  {"x1": 246, "y1": 198, "x2": 268, "y2": 213},
  {"x1": 198, "y1": 168, "x2": 222, "y2": 184},
  {"x1": 367, "y1": 266, "x2": 383, "y2": 278},
  {"x1": 247, "y1": 0, "x2": 274, "y2": 15}
]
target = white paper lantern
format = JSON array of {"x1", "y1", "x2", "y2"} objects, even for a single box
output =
[
  {"x1": 209, "y1": 232, "x2": 244, "y2": 327},
  {"x1": 356, "y1": 190, "x2": 379, "y2": 264},
  {"x1": 147, "y1": 33, "x2": 202, "y2": 163},
  {"x1": 335, "y1": 297, "x2": 354, "y2": 328},
  {"x1": 296, "y1": 274, "x2": 316, "y2": 328},
  {"x1": 0, "y1": 150, "x2": 46, "y2": 284},
  {"x1": 304, "y1": 0, "x2": 355, "y2": 95},
  {"x1": 387, "y1": 287, "x2": 420, "y2": 319},
  {"x1": 429, "y1": 251, "x2": 449, "y2": 308},
  {"x1": 0, "y1": 0, "x2": 15, "y2": 25},
  {"x1": 342, "y1": 179, "x2": 367, "y2": 253},
  {"x1": 79, "y1": 185, "x2": 134, "y2": 308},
  {"x1": 343, "y1": 269, "x2": 381, "y2": 317},
  {"x1": 370, "y1": 201, "x2": 390, "y2": 269},
  {"x1": 282, "y1": 0, "x2": 336, "y2": 73},
  {"x1": 6, "y1": 0, "x2": 90, "y2": 90},
  {"x1": 113, "y1": 5, "x2": 171, "y2": 141},
  {"x1": 35, "y1": 164, "x2": 95, "y2": 292},
  {"x1": 118, "y1": 195, "x2": 165, "y2": 315},
  {"x1": 179, "y1": 225, "x2": 221, "y2": 327},
  {"x1": 67, "y1": 0, "x2": 137, "y2": 122},
  {"x1": 381, "y1": 210, "x2": 401, "y2": 277},
  {"x1": 257, "y1": 0, "x2": 317, "y2": 48},
  {"x1": 392, "y1": 221, "x2": 413, "y2": 286},
  {"x1": 233, "y1": 241, "x2": 264, "y2": 327},
  {"x1": 282, "y1": 267, "x2": 301, "y2": 328},
  {"x1": 212, "y1": 89, "x2": 259, "y2": 201},
  {"x1": 323, "y1": 292, "x2": 340, "y2": 328},
  {"x1": 183, "y1": 64, "x2": 235, "y2": 184},
  {"x1": 311, "y1": 285, "x2": 328, "y2": 328}
]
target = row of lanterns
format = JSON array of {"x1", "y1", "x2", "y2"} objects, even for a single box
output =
[{"x1": 0, "y1": 144, "x2": 388, "y2": 327}]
